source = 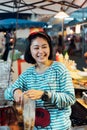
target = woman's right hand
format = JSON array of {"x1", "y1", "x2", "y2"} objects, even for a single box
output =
[{"x1": 13, "y1": 89, "x2": 23, "y2": 105}]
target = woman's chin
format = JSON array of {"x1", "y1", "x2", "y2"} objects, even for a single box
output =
[{"x1": 37, "y1": 59, "x2": 47, "y2": 64}]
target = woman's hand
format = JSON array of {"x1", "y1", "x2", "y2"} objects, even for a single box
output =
[
  {"x1": 13, "y1": 89, "x2": 23, "y2": 104},
  {"x1": 23, "y1": 89, "x2": 44, "y2": 100}
]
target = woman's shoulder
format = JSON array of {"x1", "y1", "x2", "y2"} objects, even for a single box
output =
[
  {"x1": 25, "y1": 64, "x2": 35, "y2": 71},
  {"x1": 21, "y1": 64, "x2": 35, "y2": 75},
  {"x1": 52, "y1": 61, "x2": 66, "y2": 68},
  {"x1": 52, "y1": 61, "x2": 68, "y2": 72}
]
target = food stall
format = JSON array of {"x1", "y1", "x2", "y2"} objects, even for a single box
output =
[
  {"x1": 56, "y1": 52, "x2": 87, "y2": 126},
  {"x1": 56, "y1": 52, "x2": 87, "y2": 97}
]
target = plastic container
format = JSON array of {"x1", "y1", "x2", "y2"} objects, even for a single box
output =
[{"x1": 82, "y1": 92, "x2": 87, "y2": 105}]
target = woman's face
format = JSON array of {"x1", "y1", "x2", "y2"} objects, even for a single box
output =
[{"x1": 30, "y1": 37, "x2": 50, "y2": 64}]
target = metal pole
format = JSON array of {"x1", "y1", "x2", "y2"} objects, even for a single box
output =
[{"x1": 61, "y1": 18, "x2": 64, "y2": 47}]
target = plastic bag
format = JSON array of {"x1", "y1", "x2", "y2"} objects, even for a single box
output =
[{"x1": 23, "y1": 96, "x2": 35, "y2": 130}]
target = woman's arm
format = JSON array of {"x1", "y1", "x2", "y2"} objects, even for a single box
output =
[
  {"x1": 4, "y1": 73, "x2": 26, "y2": 101},
  {"x1": 50, "y1": 65, "x2": 76, "y2": 109}
]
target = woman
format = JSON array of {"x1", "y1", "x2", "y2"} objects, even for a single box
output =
[{"x1": 4, "y1": 31, "x2": 75, "y2": 130}]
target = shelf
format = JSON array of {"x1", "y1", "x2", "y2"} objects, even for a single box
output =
[{"x1": 74, "y1": 84, "x2": 87, "y2": 90}]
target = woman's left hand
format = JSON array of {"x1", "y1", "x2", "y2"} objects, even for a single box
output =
[{"x1": 23, "y1": 89, "x2": 44, "y2": 100}]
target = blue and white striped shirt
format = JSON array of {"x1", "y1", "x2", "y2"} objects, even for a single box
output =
[{"x1": 4, "y1": 61, "x2": 75, "y2": 130}]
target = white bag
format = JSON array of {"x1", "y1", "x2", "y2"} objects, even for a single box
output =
[{"x1": 23, "y1": 96, "x2": 35, "y2": 130}]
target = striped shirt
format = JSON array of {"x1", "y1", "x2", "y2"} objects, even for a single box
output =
[{"x1": 4, "y1": 61, "x2": 75, "y2": 130}]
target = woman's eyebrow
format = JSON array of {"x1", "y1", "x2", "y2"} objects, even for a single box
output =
[
  {"x1": 32, "y1": 43, "x2": 48, "y2": 47},
  {"x1": 42, "y1": 44, "x2": 48, "y2": 46}
]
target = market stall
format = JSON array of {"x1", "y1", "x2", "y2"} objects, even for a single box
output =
[
  {"x1": 56, "y1": 52, "x2": 87, "y2": 126},
  {"x1": 56, "y1": 52, "x2": 87, "y2": 97}
]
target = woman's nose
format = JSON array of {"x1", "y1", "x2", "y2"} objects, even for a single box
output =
[{"x1": 38, "y1": 47, "x2": 43, "y2": 52}]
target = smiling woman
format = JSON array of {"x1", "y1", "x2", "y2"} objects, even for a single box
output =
[{"x1": 4, "y1": 31, "x2": 75, "y2": 130}]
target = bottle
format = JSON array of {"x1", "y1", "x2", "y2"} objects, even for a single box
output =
[
  {"x1": 64, "y1": 52, "x2": 69, "y2": 61},
  {"x1": 59, "y1": 53, "x2": 64, "y2": 62}
]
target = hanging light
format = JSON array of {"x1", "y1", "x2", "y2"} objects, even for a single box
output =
[
  {"x1": 54, "y1": 6, "x2": 69, "y2": 53},
  {"x1": 54, "y1": 7, "x2": 69, "y2": 19}
]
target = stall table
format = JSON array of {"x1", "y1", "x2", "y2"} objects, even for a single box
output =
[
  {"x1": 74, "y1": 84, "x2": 87, "y2": 98},
  {"x1": 71, "y1": 83, "x2": 87, "y2": 126},
  {"x1": 77, "y1": 98, "x2": 87, "y2": 109}
]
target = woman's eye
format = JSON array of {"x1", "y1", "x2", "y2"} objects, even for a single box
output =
[
  {"x1": 34, "y1": 47, "x2": 39, "y2": 50},
  {"x1": 42, "y1": 46, "x2": 47, "y2": 48}
]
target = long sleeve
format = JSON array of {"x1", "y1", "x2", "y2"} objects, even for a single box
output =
[
  {"x1": 50, "y1": 64, "x2": 76, "y2": 109},
  {"x1": 4, "y1": 73, "x2": 26, "y2": 101}
]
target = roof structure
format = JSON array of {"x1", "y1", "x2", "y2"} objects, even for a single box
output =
[
  {"x1": 0, "y1": 0, "x2": 87, "y2": 28},
  {"x1": 0, "y1": 0, "x2": 87, "y2": 15}
]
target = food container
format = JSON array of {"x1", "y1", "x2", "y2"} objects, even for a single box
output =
[
  {"x1": 82, "y1": 92, "x2": 87, "y2": 104},
  {"x1": 83, "y1": 67, "x2": 87, "y2": 72},
  {"x1": 23, "y1": 96, "x2": 35, "y2": 130}
]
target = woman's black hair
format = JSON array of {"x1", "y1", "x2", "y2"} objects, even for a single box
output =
[{"x1": 24, "y1": 31, "x2": 53, "y2": 64}]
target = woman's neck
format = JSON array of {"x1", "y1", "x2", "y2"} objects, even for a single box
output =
[{"x1": 35, "y1": 60, "x2": 53, "y2": 73}]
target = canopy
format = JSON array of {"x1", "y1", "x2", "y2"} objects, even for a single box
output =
[
  {"x1": 66, "y1": 19, "x2": 80, "y2": 26},
  {"x1": 0, "y1": 18, "x2": 48, "y2": 30},
  {"x1": 0, "y1": 0, "x2": 87, "y2": 14}
]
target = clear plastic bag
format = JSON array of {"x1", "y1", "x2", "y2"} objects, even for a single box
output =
[{"x1": 23, "y1": 96, "x2": 35, "y2": 130}]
